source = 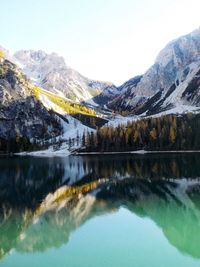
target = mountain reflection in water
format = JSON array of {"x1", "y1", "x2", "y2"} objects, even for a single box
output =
[{"x1": 1, "y1": 153, "x2": 200, "y2": 264}]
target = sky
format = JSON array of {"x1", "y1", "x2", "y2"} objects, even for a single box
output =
[{"x1": 1, "y1": 0, "x2": 200, "y2": 85}]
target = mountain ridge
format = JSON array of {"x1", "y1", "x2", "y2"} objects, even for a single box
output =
[
  {"x1": 108, "y1": 27, "x2": 200, "y2": 115},
  {"x1": 14, "y1": 49, "x2": 119, "y2": 106},
  {"x1": 13, "y1": 27, "x2": 200, "y2": 117}
]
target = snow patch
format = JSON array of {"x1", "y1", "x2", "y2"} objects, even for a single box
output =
[{"x1": 20, "y1": 91, "x2": 95, "y2": 157}]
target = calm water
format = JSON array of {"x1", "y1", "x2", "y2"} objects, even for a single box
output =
[{"x1": 1, "y1": 153, "x2": 200, "y2": 267}]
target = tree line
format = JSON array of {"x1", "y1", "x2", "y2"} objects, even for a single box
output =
[
  {"x1": 81, "y1": 113, "x2": 200, "y2": 152},
  {"x1": 0, "y1": 136, "x2": 37, "y2": 154}
]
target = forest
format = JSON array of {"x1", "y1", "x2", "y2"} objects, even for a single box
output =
[
  {"x1": 2, "y1": 112, "x2": 200, "y2": 154},
  {"x1": 0, "y1": 136, "x2": 37, "y2": 154},
  {"x1": 81, "y1": 113, "x2": 200, "y2": 152}
]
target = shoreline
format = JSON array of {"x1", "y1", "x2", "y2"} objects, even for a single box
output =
[
  {"x1": 74, "y1": 150, "x2": 200, "y2": 155},
  {"x1": 12, "y1": 149, "x2": 200, "y2": 157}
]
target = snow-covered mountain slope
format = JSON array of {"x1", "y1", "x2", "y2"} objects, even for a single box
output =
[
  {"x1": 19, "y1": 88, "x2": 96, "y2": 156},
  {"x1": 0, "y1": 55, "x2": 62, "y2": 142},
  {"x1": 14, "y1": 50, "x2": 118, "y2": 105},
  {"x1": 39, "y1": 93, "x2": 94, "y2": 140},
  {"x1": 0, "y1": 46, "x2": 110, "y2": 155},
  {"x1": 108, "y1": 27, "x2": 200, "y2": 115}
]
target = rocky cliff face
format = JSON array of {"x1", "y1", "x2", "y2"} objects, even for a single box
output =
[
  {"x1": 109, "y1": 28, "x2": 200, "y2": 115},
  {"x1": 0, "y1": 57, "x2": 62, "y2": 142},
  {"x1": 14, "y1": 50, "x2": 118, "y2": 105}
]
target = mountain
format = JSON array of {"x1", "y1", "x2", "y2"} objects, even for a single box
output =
[
  {"x1": 0, "y1": 47, "x2": 109, "y2": 154},
  {"x1": 14, "y1": 28, "x2": 200, "y2": 117},
  {"x1": 2, "y1": 27, "x2": 200, "y2": 154},
  {"x1": 14, "y1": 50, "x2": 118, "y2": 106},
  {"x1": 108, "y1": 27, "x2": 200, "y2": 115},
  {"x1": 0, "y1": 53, "x2": 62, "y2": 151}
]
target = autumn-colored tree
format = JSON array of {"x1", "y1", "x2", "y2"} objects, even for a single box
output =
[
  {"x1": 149, "y1": 128, "x2": 157, "y2": 140},
  {"x1": 81, "y1": 113, "x2": 200, "y2": 153},
  {"x1": 133, "y1": 129, "x2": 140, "y2": 143},
  {"x1": 169, "y1": 126, "x2": 176, "y2": 144},
  {"x1": 0, "y1": 50, "x2": 4, "y2": 59}
]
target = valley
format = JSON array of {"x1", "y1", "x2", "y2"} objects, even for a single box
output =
[
  {"x1": 1, "y1": 27, "x2": 200, "y2": 155},
  {"x1": 1, "y1": 2, "x2": 200, "y2": 267}
]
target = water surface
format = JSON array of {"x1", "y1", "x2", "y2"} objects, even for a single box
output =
[{"x1": 1, "y1": 153, "x2": 200, "y2": 267}]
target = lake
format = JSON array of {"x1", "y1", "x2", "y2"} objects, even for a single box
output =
[{"x1": 1, "y1": 153, "x2": 200, "y2": 267}]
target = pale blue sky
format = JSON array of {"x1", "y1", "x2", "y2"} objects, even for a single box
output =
[{"x1": 1, "y1": 0, "x2": 200, "y2": 84}]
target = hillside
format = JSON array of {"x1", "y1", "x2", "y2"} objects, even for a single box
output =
[
  {"x1": 108, "y1": 28, "x2": 200, "y2": 116},
  {"x1": 34, "y1": 87, "x2": 108, "y2": 129},
  {"x1": 0, "y1": 53, "x2": 62, "y2": 152}
]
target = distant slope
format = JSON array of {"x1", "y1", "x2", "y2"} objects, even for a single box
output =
[
  {"x1": 34, "y1": 87, "x2": 108, "y2": 129},
  {"x1": 14, "y1": 50, "x2": 118, "y2": 105},
  {"x1": 34, "y1": 87, "x2": 97, "y2": 116}
]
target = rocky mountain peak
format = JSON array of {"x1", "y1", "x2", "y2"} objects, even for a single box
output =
[
  {"x1": 14, "y1": 50, "x2": 66, "y2": 70},
  {"x1": 108, "y1": 27, "x2": 200, "y2": 115},
  {"x1": 14, "y1": 49, "x2": 118, "y2": 104},
  {"x1": 155, "y1": 27, "x2": 200, "y2": 68}
]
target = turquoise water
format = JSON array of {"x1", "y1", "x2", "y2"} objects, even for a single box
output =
[{"x1": 1, "y1": 154, "x2": 200, "y2": 267}]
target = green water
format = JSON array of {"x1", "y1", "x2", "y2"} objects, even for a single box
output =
[{"x1": 1, "y1": 153, "x2": 200, "y2": 267}]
